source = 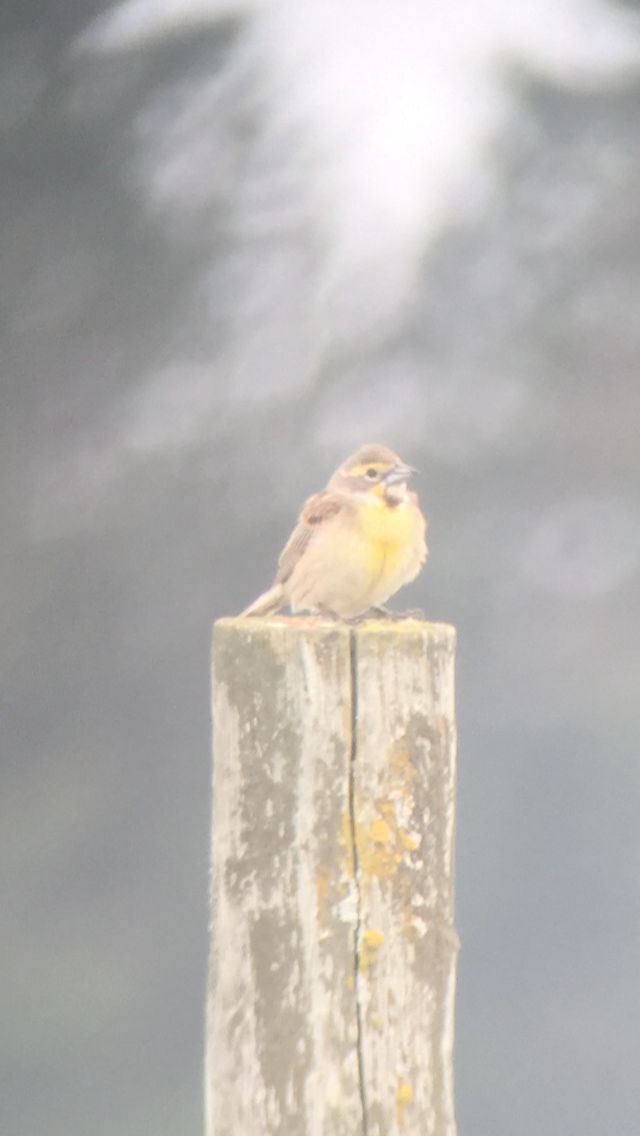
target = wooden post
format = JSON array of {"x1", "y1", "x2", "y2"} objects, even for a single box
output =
[{"x1": 207, "y1": 617, "x2": 457, "y2": 1136}]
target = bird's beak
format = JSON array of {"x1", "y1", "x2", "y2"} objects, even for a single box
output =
[{"x1": 385, "y1": 462, "x2": 416, "y2": 485}]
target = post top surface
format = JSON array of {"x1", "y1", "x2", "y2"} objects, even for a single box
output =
[{"x1": 215, "y1": 614, "x2": 456, "y2": 640}]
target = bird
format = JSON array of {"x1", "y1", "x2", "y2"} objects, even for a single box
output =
[{"x1": 240, "y1": 443, "x2": 427, "y2": 620}]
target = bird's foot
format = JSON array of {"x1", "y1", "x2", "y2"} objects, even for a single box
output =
[
  {"x1": 315, "y1": 605, "x2": 343, "y2": 622},
  {"x1": 366, "y1": 605, "x2": 424, "y2": 621},
  {"x1": 314, "y1": 606, "x2": 378, "y2": 626},
  {"x1": 307, "y1": 605, "x2": 424, "y2": 625}
]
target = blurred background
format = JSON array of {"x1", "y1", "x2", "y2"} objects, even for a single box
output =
[{"x1": 2, "y1": 1, "x2": 640, "y2": 1133}]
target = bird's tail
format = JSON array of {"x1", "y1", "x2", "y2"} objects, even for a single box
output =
[{"x1": 240, "y1": 583, "x2": 286, "y2": 617}]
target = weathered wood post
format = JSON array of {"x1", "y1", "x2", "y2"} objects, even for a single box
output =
[{"x1": 207, "y1": 616, "x2": 457, "y2": 1136}]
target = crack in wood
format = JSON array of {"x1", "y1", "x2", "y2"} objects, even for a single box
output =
[{"x1": 348, "y1": 629, "x2": 368, "y2": 1136}]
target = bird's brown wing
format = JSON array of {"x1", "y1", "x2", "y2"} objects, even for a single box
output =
[{"x1": 276, "y1": 491, "x2": 344, "y2": 584}]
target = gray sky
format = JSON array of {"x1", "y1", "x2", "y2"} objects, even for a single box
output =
[{"x1": 2, "y1": 2, "x2": 640, "y2": 1134}]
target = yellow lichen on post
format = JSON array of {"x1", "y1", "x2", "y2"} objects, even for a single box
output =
[
  {"x1": 396, "y1": 1080, "x2": 415, "y2": 1126},
  {"x1": 352, "y1": 621, "x2": 458, "y2": 1136},
  {"x1": 360, "y1": 928, "x2": 385, "y2": 971}
]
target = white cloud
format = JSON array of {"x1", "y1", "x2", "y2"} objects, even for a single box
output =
[
  {"x1": 75, "y1": 0, "x2": 640, "y2": 341},
  {"x1": 41, "y1": 0, "x2": 639, "y2": 523}
]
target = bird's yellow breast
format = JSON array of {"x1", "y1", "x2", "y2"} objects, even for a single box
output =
[{"x1": 355, "y1": 494, "x2": 420, "y2": 578}]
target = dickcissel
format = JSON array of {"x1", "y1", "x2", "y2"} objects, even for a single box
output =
[{"x1": 241, "y1": 443, "x2": 427, "y2": 620}]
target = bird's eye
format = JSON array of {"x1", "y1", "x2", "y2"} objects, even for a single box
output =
[{"x1": 365, "y1": 468, "x2": 378, "y2": 479}]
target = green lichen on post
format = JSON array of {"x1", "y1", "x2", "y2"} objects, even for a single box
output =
[{"x1": 208, "y1": 617, "x2": 361, "y2": 1136}]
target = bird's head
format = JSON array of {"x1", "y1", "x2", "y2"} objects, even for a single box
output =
[{"x1": 329, "y1": 444, "x2": 417, "y2": 503}]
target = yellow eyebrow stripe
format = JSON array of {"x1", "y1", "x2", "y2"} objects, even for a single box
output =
[{"x1": 349, "y1": 461, "x2": 387, "y2": 477}]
